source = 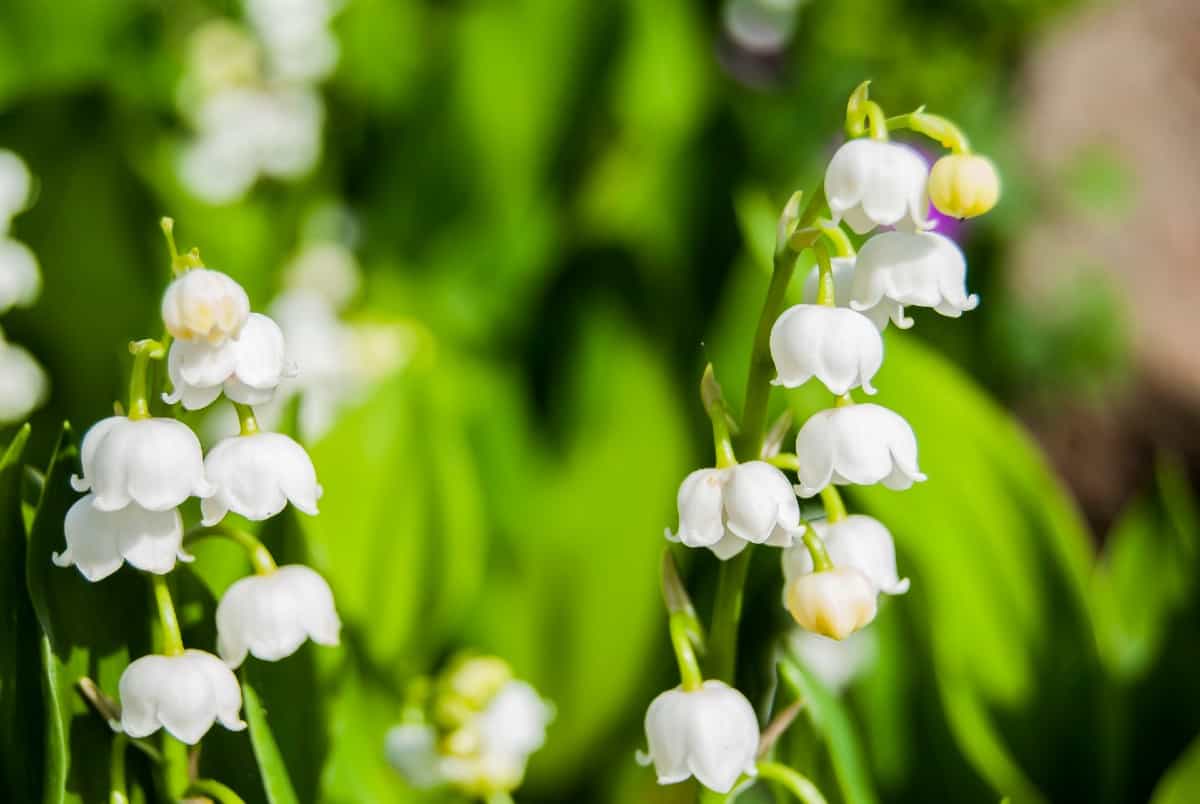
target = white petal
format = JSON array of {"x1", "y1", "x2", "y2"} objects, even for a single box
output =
[
  {"x1": 203, "y1": 432, "x2": 321, "y2": 523},
  {"x1": 216, "y1": 564, "x2": 340, "y2": 667},
  {"x1": 670, "y1": 468, "x2": 728, "y2": 548},
  {"x1": 785, "y1": 567, "x2": 878, "y2": 640},
  {"x1": 161, "y1": 268, "x2": 251, "y2": 344},
  {"x1": 851, "y1": 231, "x2": 976, "y2": 327},
  {"x1": 770, "y1": 304, "x2": 883, "y2": 395},
  {"x1": 0, "y1": 238, "x2": 40, "y2": 314},
  {"x1": 723, "y1": 461, "x2": 798, "y2": 546},
  {"x1": 90, "y1": 418, "x2": 213, "y2": 512},
  {"x1": 686, "y1": 682, "x2": 760, "y2": 793},
  {"x1": 794, "y1": 404, "x2": 924, "y2": 495},
  {"x1": 72, "y1": 416, "x2": 123, "y2": 492},
  {"x1": 825, "y1": 140, "x2": 929, "y2": 234},
  {"x1": 0, "y1": 338, "x2": 47, "y2": 423},
  {"x1": 230, "y1": 313, "x2": 288, "y2": 390},
  {"x1": 643, "y1": 688, "x2": 694, "y2": 785},
  {"x1": 55, "y1": 495, "x2": 124, "y2": 582}
]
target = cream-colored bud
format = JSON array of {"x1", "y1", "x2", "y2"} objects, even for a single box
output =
[
  {"x1": 161, "y1": 268, "x2": 250, "y2": 344},
  {"x1": 928, "y1": 154, "x2": 1000, "y2": 219},
  {"x1": 785, "y1": 567, "x2": 877, "y2": 640}
]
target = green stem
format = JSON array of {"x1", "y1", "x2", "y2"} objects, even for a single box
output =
[
  {"x1": 109, "y1": 733, "x2": 129, "y2": 804},
  {"x1": 185, "y1": 525, "x2": 278, "y2": 575},
  {"x1": 484, "y1": 793, "x2": 515, "y2": 804},
  {"x1": 819, "y1": 486, "x2": 847, "y2": 523},
  {"x1": 801, "y1": 525, "x2": 833, "y2": 573},
  {"x1": 708, "y1": 548, "x2": 753, "y2": 684},
  {"x1": 864, "y1": 101, "x2": 888, "y2": 141},
  {"x1": 160, "y1": 736, "x2": 190, "y2": 801},
  {"x1": 767, "y1": 453, "x2": 799, "y2": 472},
  {"x1": 669, "y1": 612, "x2": 704, "y2": 691},
  {"x1": 816, "y1": 220, "x2": 854, "y2": 259},
  {"x1": 186, "y1": 779, "x2": 248, "y2": 804},
  {"x1": 814, "y1": 243, "x2": 836, "y2": 307},
  {"x1": 127, "y1": 340, "x2": 165, "y2": 420},
  {"x1": 756, "y1": 761, "x2": 829, "y2": 804},
  {"x1": 233, "y1": 402, "x2": 260, "y2": 436},
  {"x1": 885, "y1": 110, "x2": 970, "y2": 154},
  {"x1": 149, "y1": 573, "x2": 184, "y2": 656}
]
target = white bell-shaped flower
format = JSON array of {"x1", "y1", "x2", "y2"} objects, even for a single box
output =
[
  {"x1": 824, "y1": 139, "x2": 931, "y2": 235},
  {"x1": 282, "y1": 241, "x2": 361, "y2": 310},
  {"x1": 770, "y1": 304, "x2": 883, "y2": 395},
  {"x1": 71, "y1": 416, "x2": 214, "y2": 512},
  {"x1": 202, "y1": 431, "x2": 322, "y2": 525},
  {"x1": 0, "y1": 335, "x2": 47, "y2": 424},
  {"x1": 850, "y1": 231, "x2": 978, "y2": 330},
  {"x1": 784, "y1": 515, "x2": 910, "y2": 596},
  {"x1": 638, "y1": 680, "x2": 759, "y2": 793},
  {"x1": 119, "y1": 650, "x2": 246, "y2": 744},
  {"x1": 666, "y1": 462, "x2": 799, "y2": 560},
  {"x1": 801, "y1": 256, "x2": 855, "y2": 306},
  {"x1": 0, "y1": 238, "x2": 40, "y2": 314},
  {"x1": 0, "y1": 149, "x2": 32, "y2": 231},
  {"x1": 385, "y1": 723, "x2": 443, "y2": 789},
  {"x1": 164, "y1": 313, "x2": 292, "y2": 410},
  {"x1": 53, "y1": 494, "x2": 189, "y2": 581},
  {"x1": 793, "y1": 404, "x2": 925, "y2": 497},
  {"x1": 161, "y1": 268, "x2": 251, "y2": 344},
  {"x1": 785, "y1": 567, "x2": 877, "y2": 640},
  {"x1": 216, "y1": 564, "x2": 340, "y2": 667},
  {"x1": 473, "y1": 680, "x2": 553, "y2": 762}
]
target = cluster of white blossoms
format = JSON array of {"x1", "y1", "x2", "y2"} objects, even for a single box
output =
[
  {"x1": 385, "y1": 655, "x2": 554, "y2": 798},
  {"x1": 176, "y1": 0, "x2": 343, "y2": 204},
  {"x1": 0, "y1": 149, "x2": 48, "y2": 424},
  {"x1": 644, "y1": 84, "x2": 1000, "y2": 795},
  {"x1": 54, "y1": 221, "x2": 339, "y2": 746}
]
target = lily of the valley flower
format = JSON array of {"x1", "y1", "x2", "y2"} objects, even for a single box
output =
[
  {"x1": 216, "y1": 564, "x2": 340, "y2": 667},
  {"x1": 639, "y1": 680, "x2": 759, "y2": 794},
  {"x1": 119, "y1": 650, "x2": 246, "y2": 744},
  {"x1": 666, "y1": 461, "x2": 799, "y2": 560},
  {"x1": 53, "y1": 494, "x2": 189, "y2": 581},
  {"x1": 164, "y1": 312, "x2": 293, "y2": 410},
  {"x1": 783, "y1": 515, "x2": 910, "y2": 596},
  {"x1": 785, "y1": 566, "x2": 877, "y2": 640},
  {"x1": 850, "y1": 231, "x2": 978, "y2": 330},
  {"x1": 71, "y1": 416, "x2": 214, "y2": 512},
  {"x1": 770, "y1": 304, "x2": 883, "y2": 395},
  {"x1": 161, "y1": 267, "x2": 251, "y2": 344},
  {"x1": 0, "y1": 334, "x2": 47, "y2": 424},
  {"x1": 929, "y1": 153, "x2": 1001, "y2": 219},
  {"x1": 793, "y1": 404, "x2": 925, "y2": 497},
  {"x1": 787, "y1": 629, "x2": 875, "y2": 694},
  {"x1": 202, "y1": 431, "x2": 322, "y2": 525},
  {"x1": 824, "y1": 139, "x2": 931, "y2": 234},
  {"x1": 0, "y1": 238, "x2": 39, "y2": 315},
  {"x1": 385, "y1": 723, "x2": 443, "y2": 790}
]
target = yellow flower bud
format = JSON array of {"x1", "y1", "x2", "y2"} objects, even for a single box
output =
[
  {"x1": 785, "y1": 567, "x2": 877, "y2": 640},
  {"x1": 928, "y1": 153, "x2": 1001, "y2": 219}
]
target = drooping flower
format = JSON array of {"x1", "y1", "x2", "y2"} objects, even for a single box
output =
[
  {"x1": 53, "y1": 494, "x2": 189, "y2": 581},
  {"x1": 161, "y1": 267, "x2": 251, "y2": 344},
  {"x1": 824, "y1": 139, "x2": 931, "y2": 234},
  {"x1": 244, "y1": 0, "x2": 341, "y2": 84},
  {"x1": 783, "y1": 515, "x2": 909, "y2": 596},
  {"x1": 201, "y1": 431, "x2": 322, "y2": 525},
  {"x1": 71, "y1": 416, "x2": 214, "y2": 512},
  {"x1": 164, "y1": 312, "x2": 293, "y2": 410},
  {"x1": 439, "y1": 680, "x2": 554, "y2": 794},
  {"x1": 119, "y1": 650, "x2": 246, "y2": 744},
  {"x1": 785, "y1": 566, "x2": 878, "y2": 640},
  {"x1": 928, "y1": 153, "x2": 1001, "y2": 219},
  {"x1": 793, "y1": 404, "x2": 925, "y2": 497},
  {"x1": 770, "y1": 304, "x2": 883, "y2": 395},
  {"x1": 216, "y1": 564, "x2": 340, "y2": 667},
  {"x1": 850, "y1": 231, "x2": 978, "y2": 330},
  {"x1": 0, "y1": 238, "x2": 40, "y2": 314},
  {"x1": 638, "y1": 680, "x2": 760, "y2": 794},
  {"x1": 0, "y1": 334, "x2": 48, "y2": 424},
  {"x1": 0, "y1": 149, "x2": 31, "y2": 232},
  {"x1": 666, "y1": 461, "x2": 799, "y2": 560}
]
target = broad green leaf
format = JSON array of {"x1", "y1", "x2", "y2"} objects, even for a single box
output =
[
  {"x1": 1150, "y1": 733, "x2": 1200, "y2": 804},
  {"x1": 243, "y1": 673, "x2": 300, "y2": 804}
]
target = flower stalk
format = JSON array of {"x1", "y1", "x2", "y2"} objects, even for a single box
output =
[{"x1": 185, "y1": 524, "x2": 278, "y2": 576}]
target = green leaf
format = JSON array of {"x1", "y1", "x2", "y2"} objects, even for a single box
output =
[
  {"x1": 242, "y1": 672, "x2": 300, "y2": 804},
  {"x1": 1150, "y1": 733, "x2": 1200, "y2": 804}
]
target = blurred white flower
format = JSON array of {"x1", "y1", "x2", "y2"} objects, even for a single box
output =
[
  {"x1": 245, "y1": 0, "x2": 341, "y2": 83},
  {"x1": 785, "y1": 566, "x2": 877, "y2": 640},
  {"x1": 666, "y1": 461, "x2": 799, "y2": 560},
  {"x1": 161, "y1": 268, "x2": 251, "y2": 344},
  {"x1": 723, "y1": 0, "x2": 803, "y2": 54},
  {"x1": 770, "y1": 304, "x2": 883, "y2": 395},
  {"x1": 71, "y1": 416, "x2": 214, "y2": 512},
  {"x1": 216, "y1": 564, "x2": 340, "y2": 667},
  {"x1": 0, "y1": 238, "x2": 40, "y2": 314},
  {"x1": 164, "y1": 312, "x2": 293, "y2": 410},
  {"x1": 638, "y1": 680, "x2": 759, "y2": 794},
  {"x1": 53, "y1": 494, "x2": 189, "y2": 581},
  {"x1": 783, "y1": 515, "x2": 909, "y2": 596},
  {"x1": 793, "y1": 403, "x2": 925, "y2": 497},
  {"x1": 850, "y1": 231, "x2": 978, "y2": 330},
  {"x1": 385, "y1": 723, "x2": 443, "y2": 789},
  {"x1": 181, "y1": 19, "x2": 261, "y2": 103},
  {"x1": 0, "y1": 334, "x2": 48, "y2": 423},
  {"x1": 282, "y1": 241, "x2": 361, "y2": 310},
  {"x1": 119, "y1": 650, "x2": 245, "y2": 745},
  {"x1": 825, "y1": 139, "x2": 931, "y2": 235},
  {"x1": 787, "y1": 629, "x2": 875, "y2": 693},
  {"x1": 202, "y1": 431, "x2": 322, "y2": 524},
  {"x1": 801, "y1": 255, "x2": 855, "y2": 307},
  {"x1": 0, "y1": 149, "x2": 31, "y2": 232}
]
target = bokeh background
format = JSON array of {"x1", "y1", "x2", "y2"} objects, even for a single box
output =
[{"x1": 3, "y1": 0, "x2": 1200, "y2": 802}]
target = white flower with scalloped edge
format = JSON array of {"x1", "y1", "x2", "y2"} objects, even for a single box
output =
[
  {"x1": 162, "y1": 268, "x2": 251, "y2": 344},
  {"x1": 666, "y1": 461, "x2": 799, "y2": 560},
  {"x1": 793, "y1": 403, "x2": 925, "y2": 498},
  {"x1": 119, "y1": 650, "x2": 246, "y2": 745},
  {"x1": 783, "y1": 515, "x2": 909, "y2": 596},
  {"x1": 0, "y1": 238, "x2": 40, "y2": 315},
  {"x1": 770, "y1": 304, "x2": 883, "y2": 395},
  {"x1": 638, "y1": 680, "x2": 759, "y2": 794},
  {"x1": 71, "y1": 416, "x2": 214, "y2": 512},
  {"x1": 216, "y1": 564, "x2": 340, "y2": 668},
  {"x1": 825, "y1": 139, "x2": 931, "y2": 235},
  {"x1": 202, "y1": 431, "x2": 322, "y2": 525},
  {"x1": 164, "y1": 312, "x2": 293, "y2": 410},
  {"x1": 850, "y1": 230, "x2": 978, "y2": 330},
  {"x1": 53, "y1": 494, "x2": 189, "y2": 581},
  {"x1": 785, "y1": 566, "x2": 878, "y2": 640}
]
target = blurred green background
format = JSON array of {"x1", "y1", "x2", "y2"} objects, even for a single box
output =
[{"x1": 4, "y1": 0, "x2": 1200, "y2": 802}]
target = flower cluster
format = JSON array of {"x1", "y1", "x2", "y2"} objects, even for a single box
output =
[
  {"x1": 0, "y1": 149, "x2": 48, "y2": 424},
  {"x1": 644, "y1": 83, "x2": 999, "y2": 796},
  {"x1": 385, "y1": 655, "x2": 554, "y2": 798},
  {"x1": 54, "y1": 219, "x2": 339, "y2": 746},
  {"x1": 176, "y1": 0, "x2": 343, "y2": 204}
]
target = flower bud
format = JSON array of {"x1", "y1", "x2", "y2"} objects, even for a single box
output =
[
  {"x1": 161, "y1": 268, "x2": 250, "y2": 344},
  {"x1": 928, "y1": 153, "x2": 1000, "y2": 219},
  {"x1": 785, "y1": 567, "x2": 877, "y2": 640}
]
